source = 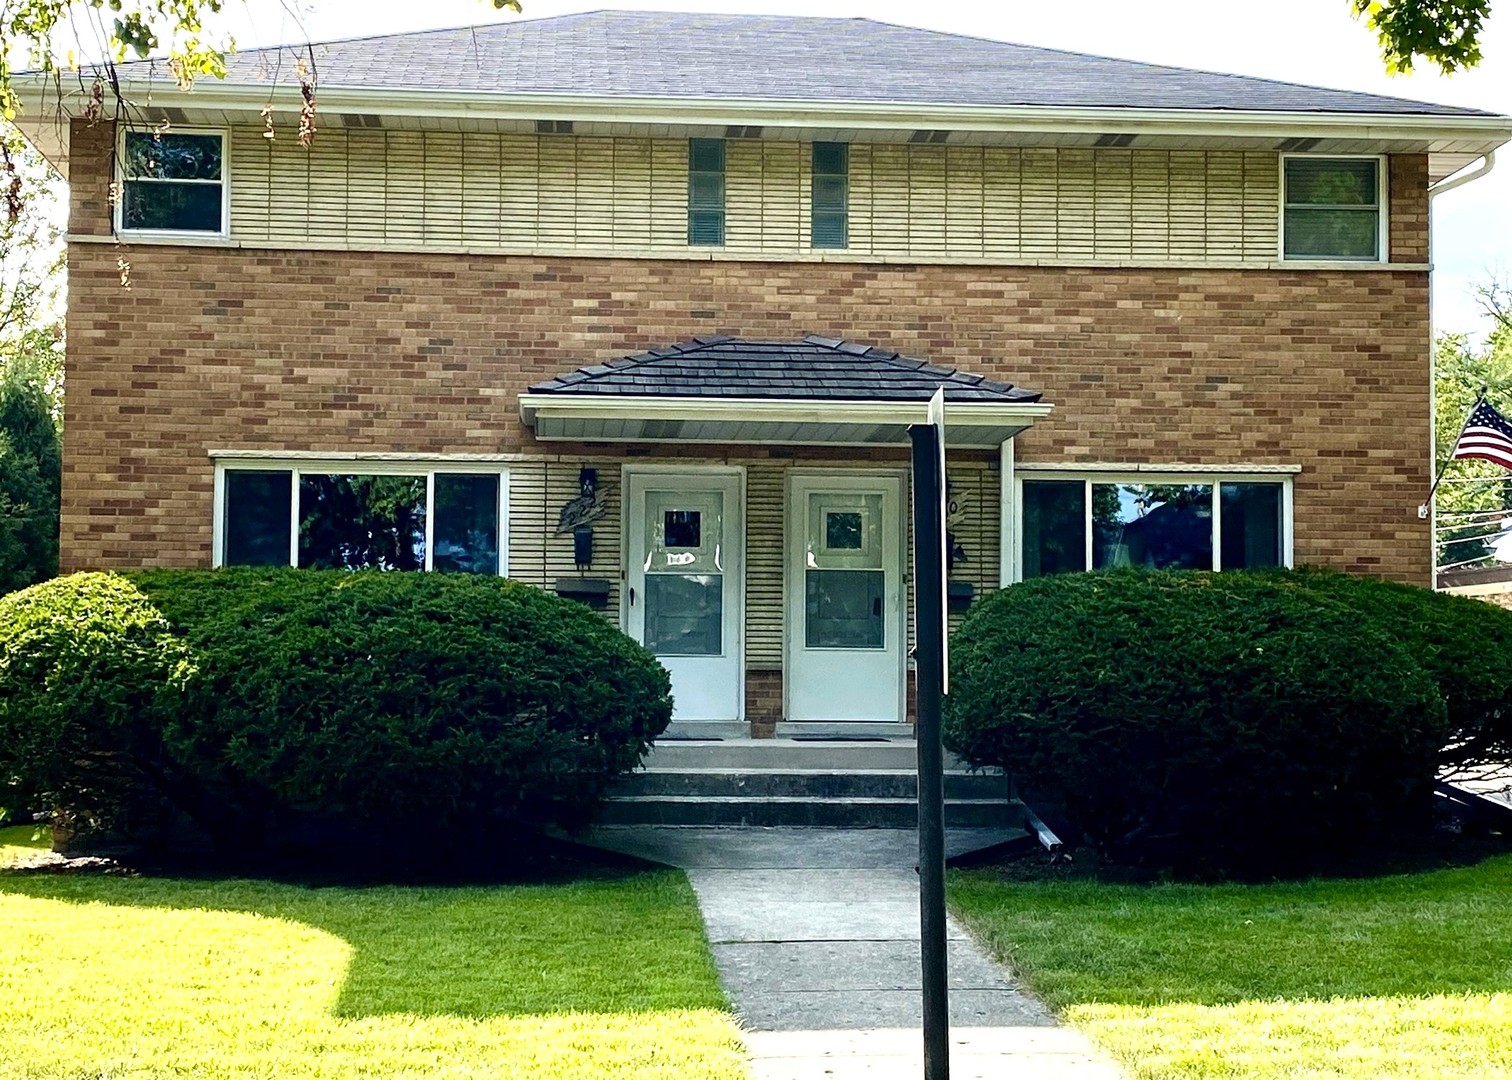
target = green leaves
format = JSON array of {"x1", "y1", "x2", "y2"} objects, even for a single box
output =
[{"x1": 1351, "y1": 0, "x2": 1493, "y2": 75}]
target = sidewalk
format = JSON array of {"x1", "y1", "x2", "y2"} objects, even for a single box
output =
[{"x1": 588, "y1": 826, "x2": 1128, "y2": 1079}]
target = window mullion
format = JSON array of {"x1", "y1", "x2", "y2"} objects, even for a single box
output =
[
  {"x1": 1084, "y1": 479, "x2": 1093, "y2": 572},
  {"x1": 1211, "y1": 483, "x2": 1223, "y2": 572},
  {"x1": 288, "y1": 468, "x2": 301, "y2": 568},
  {"x1": 424, "y1": 472, "x2": 436, "y2": 572}
]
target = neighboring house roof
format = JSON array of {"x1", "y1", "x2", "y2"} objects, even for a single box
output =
[
  {"x1": 529, "y1": 335, "x2": 1043, "y2": 403},
  {"x1": 206, "y1": 10, "x2": 1487, "y2": 117}
]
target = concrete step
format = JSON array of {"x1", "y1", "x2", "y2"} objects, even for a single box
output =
[
  {"x1": 597, "y1": 794, "x2": 1024, "y2": 829},
  {"x1": 644, "y1": 738, "x2": 970, "y2": 771},
  {"x1": 618, "y1": 767, "x2": 1009, "y2": 801}
]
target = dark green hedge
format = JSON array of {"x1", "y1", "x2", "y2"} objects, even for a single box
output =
[
  {"x1": 0, "y1": 568, "x2": 672, "y2": 864},
  {"x1": 944, "y1": 569, "x2": 1451, "y2": 873},
  {"x1": 0, "y1": 573, "x2": 194, "y2": 833},
  {"x1": 1283, "y1": 567, "x2": 1512, "y2": 775}
]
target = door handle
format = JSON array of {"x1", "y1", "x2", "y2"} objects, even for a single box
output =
[{"x1": 629, "y1": 586, "x2": 636, "y2": 606}]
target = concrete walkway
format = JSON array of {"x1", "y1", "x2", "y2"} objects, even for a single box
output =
[{"x1": 587, "y1": 826, "x2": 1128, "y2": 1079}]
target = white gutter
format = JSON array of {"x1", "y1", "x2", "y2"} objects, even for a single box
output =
[
  {"x1": 1428, "y1": 149, "x2": 1497, "y2": 196},
  {"x1": 14, "y1": 73, "x2": 1512, "y2": 149},
  {"x1": 519, "y1": 394, "x2": 1053, "y2": 429}
]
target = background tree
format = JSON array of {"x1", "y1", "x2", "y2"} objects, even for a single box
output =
[
  {"x1": 0, "y1": 130, "x2": 62, "y2": 594},
  {"x1": 1352, "y1": 0, "x2": 1495, "y2": 74},
  {"x1": 1433, "y1": 318, "x2": 1512, "y2": 573}
]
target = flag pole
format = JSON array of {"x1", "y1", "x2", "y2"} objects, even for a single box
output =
[{"x1": 1420, "y1": 385, "x2": 1488, "y2": 519}]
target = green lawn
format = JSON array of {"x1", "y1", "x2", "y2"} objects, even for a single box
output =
[
  {"x1": 0, "y1": 826, "x2": 746, "y2": 1079},
  {"x1": 950, "y1": 855, "x2": 1512, "y2": 1079}
]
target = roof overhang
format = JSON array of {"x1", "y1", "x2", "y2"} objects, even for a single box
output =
[
  {"x1": 13, "y1": 73, "x2": 1510, "y2": 181},
  {"x1": 518, "y1": 394, "x2": 1054, "y2": 447}
]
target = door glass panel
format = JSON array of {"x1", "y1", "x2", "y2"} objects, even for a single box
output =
[
  {"x1": 644, "y1": 574, "x2": 723, "y2": 655},
  {"x1": 1092, "y1": 483, "x2": 1213, "y2": 570},
  {"x1": 806, "y1": 569, "x2": 884, "y2": 648},
  {"x1": 805, "y1": 492, "x2": 885, "y2": 650},
  {"x1": 642, "y1": 490, "x2": 724, "y2": 657}
]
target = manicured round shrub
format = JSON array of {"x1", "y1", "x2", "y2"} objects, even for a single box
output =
[
  {"x1": 131, "y1": 568, "x2": 672, "y2": 855},
  {"x1": 944, "y1": 570, "x2": 1449, "y2": 873},
  {"x1": 0, "y1": 573, "x2": 195, "y2": 832},
  {"x1": 1281, "y1": 567, "x2": 1512, "y2": 776}
]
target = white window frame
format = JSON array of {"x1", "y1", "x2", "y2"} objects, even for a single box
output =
[
  {"x1": 1277, "y1": 153, "x2": 1388, "y2": 264},
  {"x1": 116, "y1": 126, "x2": 231, "y2": 239},
  {"x1": 212, "y1": 456, "x2": 510, "y2": 576},
  {"x1": 1013, "y1": 467, "x2": 1295, "y2": 581}
]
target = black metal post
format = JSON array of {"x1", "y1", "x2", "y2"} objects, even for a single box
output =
[{"x1": 909, "y1": 421, "x2": 950, "y2": 1080}]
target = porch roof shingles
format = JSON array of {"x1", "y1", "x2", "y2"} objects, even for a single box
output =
[{"x1": 529, "y1": 336, "x2": 1044, "y2": 403}]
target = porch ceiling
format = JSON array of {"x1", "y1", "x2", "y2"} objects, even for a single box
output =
[{"x1": 518, "y1": 336, "x2": 1052, "y2": 447}]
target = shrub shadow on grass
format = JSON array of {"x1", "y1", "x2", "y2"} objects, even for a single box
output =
[{"x1": 0, "y1": 861, "x2": 729, "y2": 1021}]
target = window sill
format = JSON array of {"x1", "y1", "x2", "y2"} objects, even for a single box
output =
[{"x1": 66, "y1": 233, "x2": 1432, "y2": 273}]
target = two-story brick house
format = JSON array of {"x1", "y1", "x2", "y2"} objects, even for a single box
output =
[{"x1": 14, "y1": 11, "x2": 1511, "y2": 734}]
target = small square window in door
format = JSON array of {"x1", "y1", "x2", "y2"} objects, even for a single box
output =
[
  {"x1": 664, "y1": 510, "x2": 701, "y2": 549},
  {"x1": 825, "y1": 511, "x2": 864, "y2": 551}
]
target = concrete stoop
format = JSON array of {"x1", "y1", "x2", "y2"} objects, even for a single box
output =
[{"x1": 601, "y1": 738, "x2": 1025, "y2": 830}]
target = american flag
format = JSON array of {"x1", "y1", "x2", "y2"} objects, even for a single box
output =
[{"x1": 1453, "y1": 399, "x2": 1512, "y2": 470}]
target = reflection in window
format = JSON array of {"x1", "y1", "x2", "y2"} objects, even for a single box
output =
[
  {"x1": 825, "y1": 511, "x2": 863, "y2": 551},
  {"x1": 433, "y1": 473, "x2": 501, "y2": 574},
  {"x1": 1093, "y1": 484, "x2": 1213, "y2": 570},
  {"x1": 223, "y1": 470, "x2": 292, "y2": 566},
  {"x1": 298, "y1": 475, "x2": 427, "y2": 570},
  {"x1": 121, "y1": 131, "x2": 224, "y2": 232},
  {"x1": 1221, "y1": 483, "x2": 1282, "y2": 569},
  {"x1": 1021, "y1": 480, "x2": 1086, "y2": 578},
  {"x1": 1282, "y1": 157, "x2": 1380, "y2": 261}
]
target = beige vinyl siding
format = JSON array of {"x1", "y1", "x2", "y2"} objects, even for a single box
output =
[
  {"x1": 512, "y1": 456, "x2": 1001, "y2": 670},
  {"x1": 506, "y1": 457, "x2": 623, "y2": 616},
  {"x1": 226, "y1": 127, "x2": 1283, "y2": 263}
]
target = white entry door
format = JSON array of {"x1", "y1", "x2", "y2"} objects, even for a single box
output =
[
  {"x1": 626, "y1": 470, "x2": 744, "y2": 722},
  {"x1": 787, "y1": 473, "x2": 905, "y2": 723}
]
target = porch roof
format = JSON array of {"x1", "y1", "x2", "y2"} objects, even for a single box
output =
[{"x1": 519, "y1": 336, "x2": 1052, "y2": 447}]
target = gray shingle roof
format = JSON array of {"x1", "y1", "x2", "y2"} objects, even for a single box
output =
[
  {"x1": 529, "y1": 336, "x2": 1044, "y2": 403},
  {"x1": 207, "y1": 10, "x2": 1490, "y2": 117}
]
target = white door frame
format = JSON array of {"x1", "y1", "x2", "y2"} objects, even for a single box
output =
[
  {"x1": 621, "y1": 464, "x2": 747, "y2": 722},
  {"x1": 783, "y1": 468, "x2": 908, "y2": 724}
]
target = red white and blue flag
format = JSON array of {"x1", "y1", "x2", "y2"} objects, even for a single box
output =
[{"x1": 1453, "y1": 399, "x2": 1512, "y2": 471}]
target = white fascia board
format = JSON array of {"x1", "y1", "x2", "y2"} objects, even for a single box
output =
[
  {"x1": 17, "y1": 74, "x2": 1512, "y2": 152},
  {"x1": 519, "y1": 394, "x2": 1054, "y2": 429}
]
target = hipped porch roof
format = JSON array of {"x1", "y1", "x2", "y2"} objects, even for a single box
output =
[{"x1": 519, "y1": 336, "x2": 1051, "y2": 447}]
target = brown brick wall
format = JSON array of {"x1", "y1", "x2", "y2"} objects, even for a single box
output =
[
  {"x1": 1389, "y1": 154, "x2": 1430, "y2": 263},
  {"x1": 64, "y1": 240, "x2": 1432, "y2": 584}
]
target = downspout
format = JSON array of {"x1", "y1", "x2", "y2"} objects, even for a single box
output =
[{"x1": 1425, "y1": 151, "x2": 1498, "y2": 589}]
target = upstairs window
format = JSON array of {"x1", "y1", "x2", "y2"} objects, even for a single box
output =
[
  {"x1": 120, "y1": 130, "x2": 226, "y2": 234},
  {"x1": 1282, "y1": 156, "x2": 1382, "y2": 261},
  {"x1": 688, "y1": 138, "x2": 726, "y2": 246},
  {"x1": 811, "y1": 142, "x2": 848, "y2": 249}
]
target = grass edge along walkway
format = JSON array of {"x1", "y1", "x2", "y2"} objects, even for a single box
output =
[
  {"x1": 0, "y1": 825, "x2": 747, "y2": 1080},
  {"x1": 948, "y1": 855, "x2": 1512, "y2": 1080}
]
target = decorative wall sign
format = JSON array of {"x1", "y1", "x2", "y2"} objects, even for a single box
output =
[
  {"x1": 945, "y1": 480, "x2": 971, "y2": 568},
  {"x1": 555, "y1": 468, "x2": 611, "y2": 534}
]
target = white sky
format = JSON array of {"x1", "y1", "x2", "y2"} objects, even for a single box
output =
[{"x1": 167, "y1": 0, "x2": 1512, "y2": 337}]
